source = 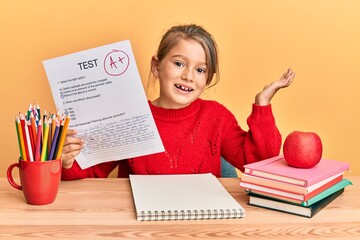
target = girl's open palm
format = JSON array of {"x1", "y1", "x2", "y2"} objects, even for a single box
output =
[{"x1": 255, "y1": 68, "x2": 295, "y2": 106}]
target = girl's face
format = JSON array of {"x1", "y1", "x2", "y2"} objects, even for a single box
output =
[{"x1": 152, "y1": 39, "x2": 208, "y2": 109}]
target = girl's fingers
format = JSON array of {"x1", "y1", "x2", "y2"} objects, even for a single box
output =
[{"x1": 66, "y1": 128, "x2": 78, "y2": 136}]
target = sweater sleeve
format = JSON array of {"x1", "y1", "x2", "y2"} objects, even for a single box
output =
[
  {"x1": 245, "y1": 104, "x2": 282, "y2": 162},
  {"x1": 61, "y1": 160, "x2": 119, "y2": 180},
  {"x1": 221, "y1": 104, "x2": 282, "y2": 172}
]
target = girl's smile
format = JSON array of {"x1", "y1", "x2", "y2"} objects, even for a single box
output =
[{"x1": 174, "y1": 84, "x2": 194, "y2": 92}]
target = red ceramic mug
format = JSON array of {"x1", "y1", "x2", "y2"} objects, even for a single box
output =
[{"x1": 7, "y1": 159, "x2": 62, "y2": 205}]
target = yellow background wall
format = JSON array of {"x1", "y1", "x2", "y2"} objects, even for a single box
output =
[{"x1": 1, "y1": 0, "x2": 359, "y2": 177}]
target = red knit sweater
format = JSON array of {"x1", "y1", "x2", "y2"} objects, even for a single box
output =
[{"x1": 61, "y1": 99, "x2": 281, "y2": 179}]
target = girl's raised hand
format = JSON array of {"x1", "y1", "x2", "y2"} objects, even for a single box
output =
[{"x1": 255, "y1": 68, "x2": 295, "y2": 106}]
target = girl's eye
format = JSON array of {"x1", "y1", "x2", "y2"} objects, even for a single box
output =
[
  {"x1": 197, "y1": 68, "x2": 206, "y2": 74},
  {"x1": 174, "y1": 61, "x2": 184, "y2": 67}
]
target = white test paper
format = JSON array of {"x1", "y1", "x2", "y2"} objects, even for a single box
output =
[{"x1": 43, "y1": 40, "x2": 164, "y2": 169}]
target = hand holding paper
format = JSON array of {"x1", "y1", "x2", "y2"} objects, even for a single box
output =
[
  {"x1": 43, "y1": 40, "x2": 164, "y2": 169},
  {"x1": 60, "y1": 129, "x2": 84, "y2": 169}
]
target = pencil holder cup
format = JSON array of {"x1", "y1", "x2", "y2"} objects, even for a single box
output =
[{"x1": 7, "y1": 158, "x2": 62, "y2": 205}]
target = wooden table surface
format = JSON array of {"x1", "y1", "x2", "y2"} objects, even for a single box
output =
[{"x1": 0, "y1": 176, "x2": 359, "y2": 240}]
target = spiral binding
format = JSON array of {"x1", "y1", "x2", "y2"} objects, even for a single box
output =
[{"x1": 138, "y1": 208, "x2": 244, "y2": 221}]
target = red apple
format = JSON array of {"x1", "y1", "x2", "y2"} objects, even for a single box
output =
[{"x1": 283, "y1": 131, "x2": 323, "y2": 168}]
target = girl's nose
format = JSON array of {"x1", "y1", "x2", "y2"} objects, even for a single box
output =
[{"x1": 181, "y1": 69, "x2": 193, "y2": 82}]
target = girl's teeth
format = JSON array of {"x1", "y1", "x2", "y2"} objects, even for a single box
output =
[{"x1": 175, "y1": 84, "x2": 193, "y2": 92}]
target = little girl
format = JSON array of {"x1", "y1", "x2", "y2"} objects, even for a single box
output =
[{"x1": 61, "y1": 24, "x2": 295, "y2": 179}]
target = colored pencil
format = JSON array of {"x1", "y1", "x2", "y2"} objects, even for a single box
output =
[
  {"x1": 47, "y1": 115, "x2": 52, "y2": 155},
  {"x1": 30, "y1": 112, "x2": 37, "y2": 147},
  {"x1": 15, "y1": 116, "x2": 26, "y2": 160},
  {"x1": 36, "y1": 104, "x2": 41, "y2": 120},
  {"x1": 48, "y1": 120, "x2": 60, "y2": 160},
  {"x1": 27, "y1": 121, "x2": 36, "y2": 160},
  {"x1": 56, "y1": 109, "x2": 60, "y2": 121},
  {"x1": 43, "y1": 110, "x2": 47, "y2": 123},
  {"x1": 54, "y1": 119, "x2": 64, "y2": 159},
  {"x1": 34, "y1": 119, "x2": 43, "y2": 161},
  {"x1": 27, "y1": 104, "x2": 32, "y2": 120},
  {"x1": 51, "y1": 114, "x2": 56, "y2": 138},
  {"x1": 55, "y1": 115, "x2": 70, "y2": 160},
  {"x1": 32, "y1": 103, "x2": 37, "y2": 117},
  {"x1": 24, "y1": 120, "x2": 34, "y2": 161},
  {"x1": 41, "y1": 119, "x2": 50, "y2": 161},
  {"x1": 14, "y1": 104, "x2": 70, "y2": 162},
  {"x1": 20, "y1": 114, "x2": 30, "y2": 161}
]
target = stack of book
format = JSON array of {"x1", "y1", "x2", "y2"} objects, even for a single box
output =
[{"x1": 240, "y1": 155, "x2": 351, "y2": 218}]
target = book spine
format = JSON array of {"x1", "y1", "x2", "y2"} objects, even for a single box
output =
[{"x1": 137, "y1": 208, "x2": 245, "y2": 221}]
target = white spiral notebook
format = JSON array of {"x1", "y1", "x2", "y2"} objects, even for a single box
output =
[{"x1": 129, "y1": 173, "x2": 245, "y2": 221}]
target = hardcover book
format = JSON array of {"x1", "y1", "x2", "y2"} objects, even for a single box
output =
[
  {"x1": 247, "y1": 179, "x2": 352, "y2": 206},
  {"x1": 244, "y1": 155, "x2": 349, "y2": 186},
  {"x1": 248, "y1": 188, "x2": 345, "y2": 218},
  {"x1": 240, "y1": 172, "x2": 343, "y2": 194}
]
